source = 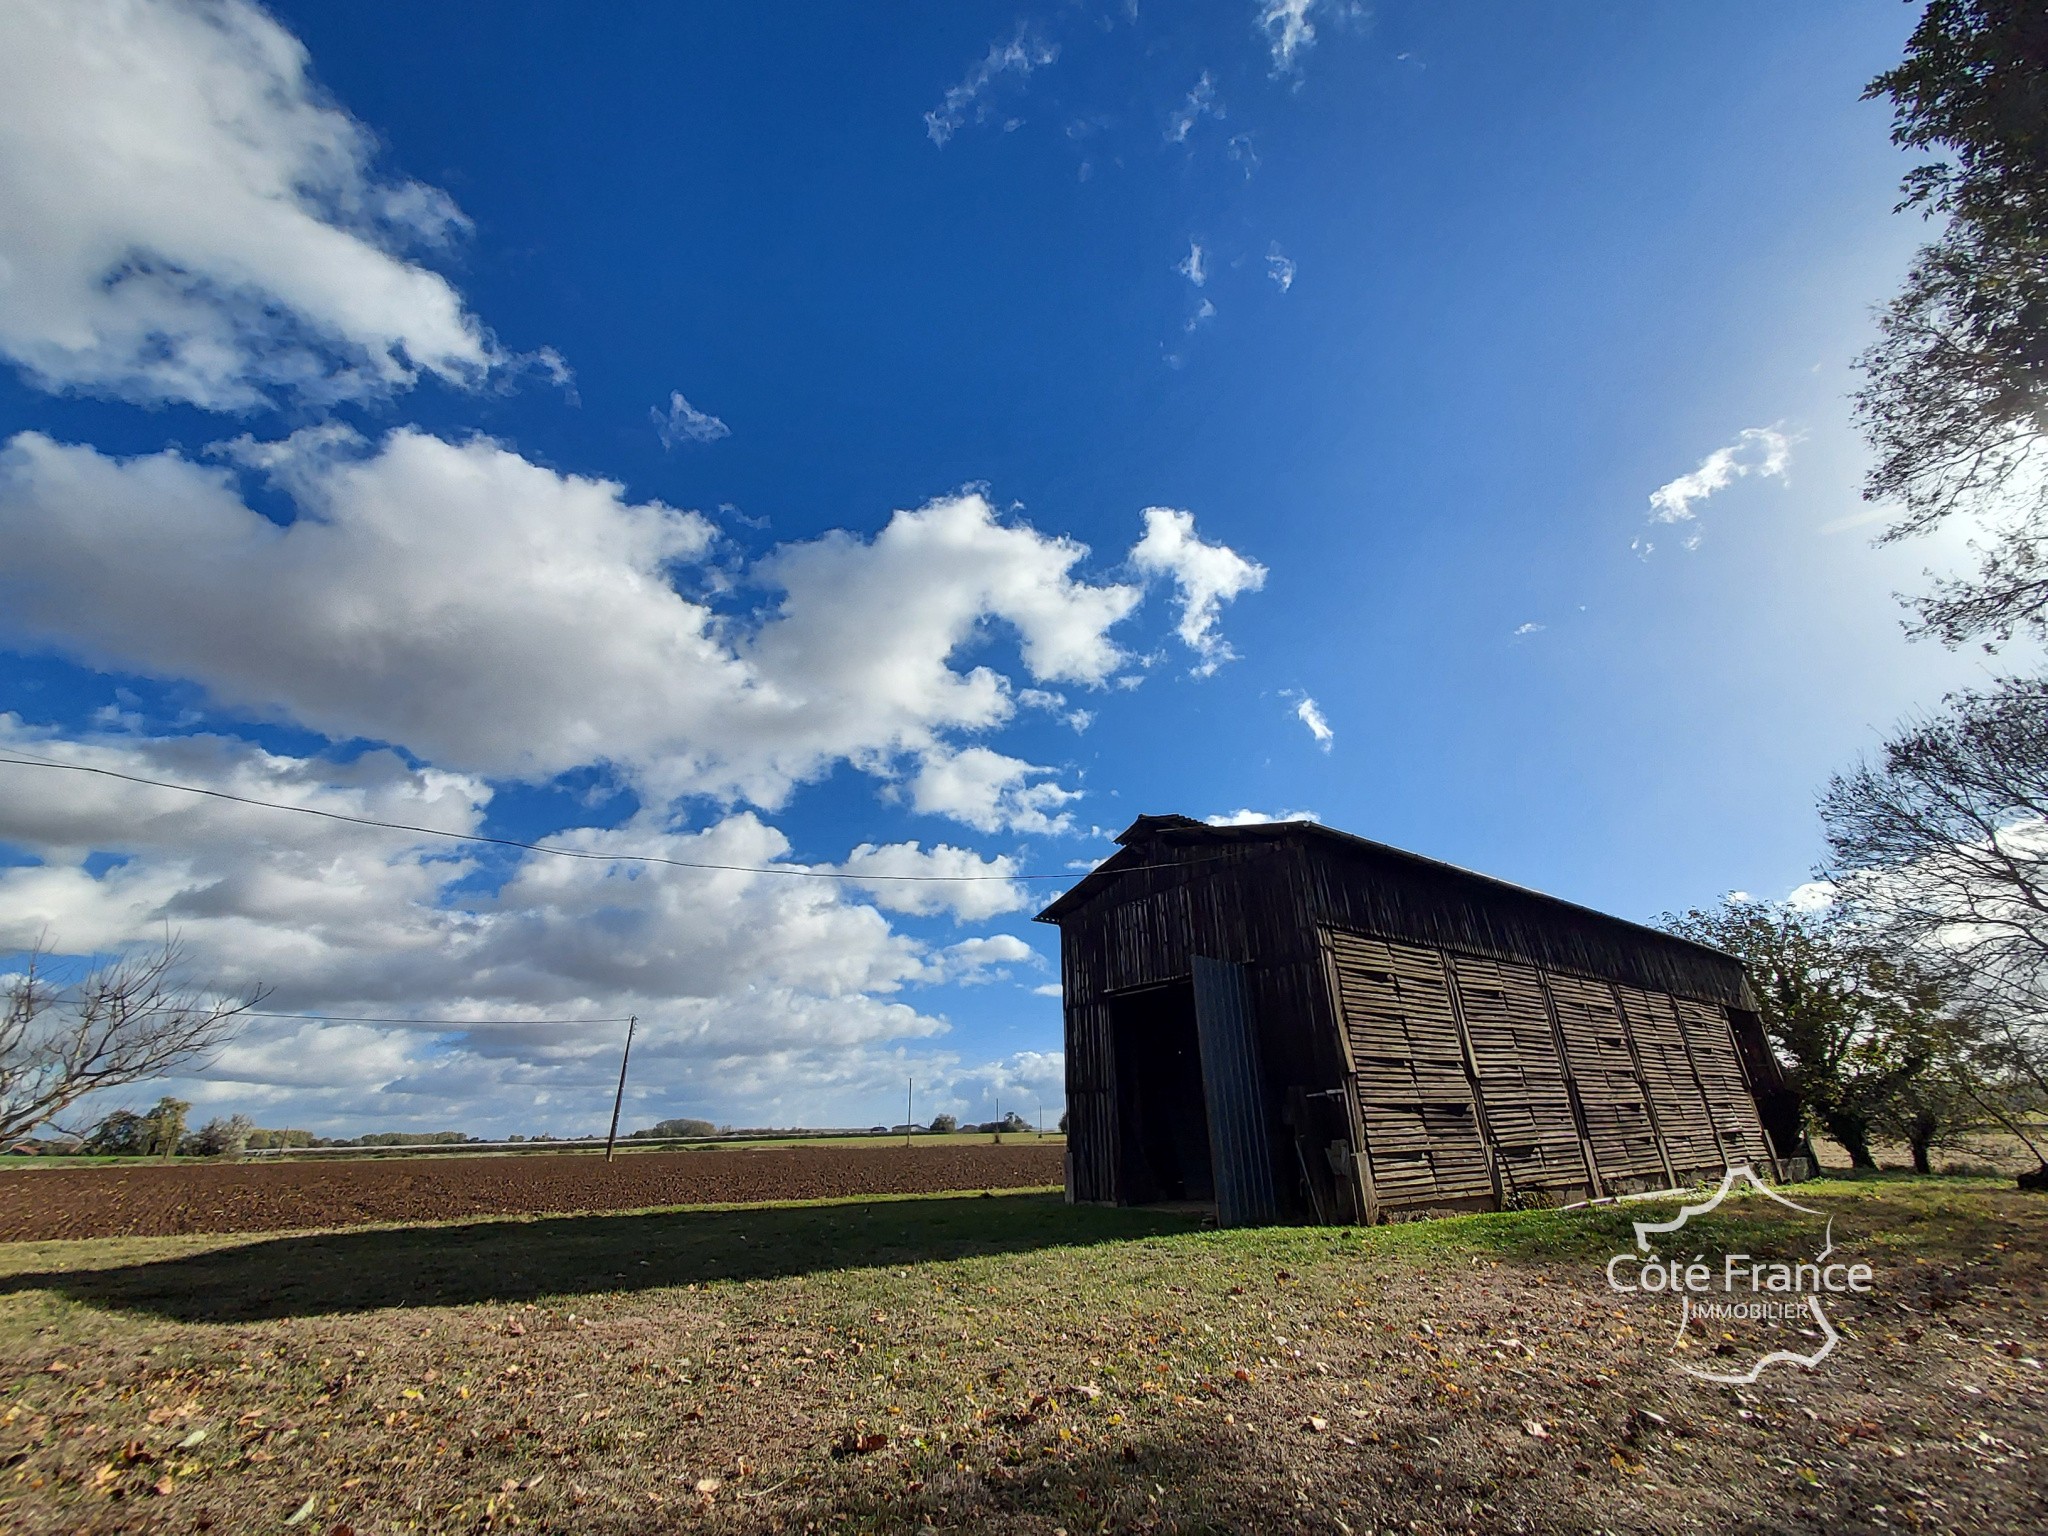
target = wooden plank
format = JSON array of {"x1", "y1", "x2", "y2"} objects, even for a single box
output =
[
  {"x1": 1672, "y1": 996, "x2": 1775, "y2": 1167},
  {"x1": 1541, "y1": 971, "x2": 1666, "y2": 1183},
  {"x1": 1447, "y1": 955, "x2": 1591, "y2": 1194},
  {"x1": 1326, "y1": 933, "x2": 1493, "y2": 1210}
]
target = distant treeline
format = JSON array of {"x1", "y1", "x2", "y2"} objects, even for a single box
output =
[
  {"x1": 11, "y1": 1104, "x2": 1064, "y2": 1159},
  {"x1": 5, "y1": 1103, "x2": 490, "y2": 1157}
]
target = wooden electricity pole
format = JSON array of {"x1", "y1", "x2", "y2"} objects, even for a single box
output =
[{"x1": 604, "y1": 1015, "x2": 637, "y2": 1163}]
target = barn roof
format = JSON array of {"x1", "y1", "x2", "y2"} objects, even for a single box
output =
[{"x1": 1034, "y1": 812, "x2": 1739, "y2": 974}]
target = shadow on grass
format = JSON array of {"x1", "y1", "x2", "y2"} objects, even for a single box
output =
[{"x1": 0, "y1": 1192, "x2": 1204, "y2": 1324}]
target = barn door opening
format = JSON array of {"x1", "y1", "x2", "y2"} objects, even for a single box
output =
[{"x1": 1109, "y1": 981, "x2": 1216, "y2": 1205}]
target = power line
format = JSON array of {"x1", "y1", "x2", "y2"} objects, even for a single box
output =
[
  {"x1": 0, "y1": 752, "x2": 1058, "y2": 881},
  {"x1": 239, "y1": 1009, "x2": 637, "y2": 1026},
  {"x1": 0, "y1": 750, "x2": 1251, "y2": 886}
]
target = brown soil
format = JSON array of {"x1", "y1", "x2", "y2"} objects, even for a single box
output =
[{"x1": 0, "y1": 1143, "x2": 1064, "y2": 1240}]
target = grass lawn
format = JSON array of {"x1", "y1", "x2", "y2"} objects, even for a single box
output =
[{"x1": 0, "y1": 1175, "x2": 2041, "y2": 1533}]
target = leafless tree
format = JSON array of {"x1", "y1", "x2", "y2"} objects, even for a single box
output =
[
  {"x1": 1820, "y1": 677, "x2": 2048, "y2": 1150},
  {"x1": 0, "y1": 938, "x2": 263, "y2": 1146}
]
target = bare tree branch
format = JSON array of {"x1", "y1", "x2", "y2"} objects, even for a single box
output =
[{"x1": 0, "y1": 937, "x2": 263, "y2": 1146}]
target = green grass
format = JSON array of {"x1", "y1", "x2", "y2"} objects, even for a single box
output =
[{"x1": 0, "y1": 1174, "x2": 2039, "y2": 1535}]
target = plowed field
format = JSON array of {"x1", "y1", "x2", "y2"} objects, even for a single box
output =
[{"x1": 0, "y1": 1142, "x2": 1065, "y2": 1240}]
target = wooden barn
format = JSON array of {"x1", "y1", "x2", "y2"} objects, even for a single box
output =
[{"x1": 1036, "y1": 815, "x2": 1800, "y2": 1227}]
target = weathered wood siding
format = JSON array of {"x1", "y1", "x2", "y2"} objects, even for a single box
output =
[
  {"x1": 1322, "y1": 929, "x2": 1771, "y2": 1213},
  {"x1": 1673, "y1": 996, "x2": 1776, "y2": 1168},
  {"x1": 1541, "y1": 971, "x2": 1668, "y2": 1187},
  {"x1": 1613, "y1": 985, "x2": 1722, "y2": 1177},
  {"x1": 1325, "y1": 932, "x2": 1494, "y2": 1211},
  {"x1": 1443, "y1": 954, "x2": 1591, "y2": 1197},
  {"x1": 1298, "y1": 841, "x2": 1754, "y2": 1010}
]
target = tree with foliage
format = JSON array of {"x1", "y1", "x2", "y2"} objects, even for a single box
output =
[
  {"x1": 1, "y1": 938, "x2": 259, "y2": 1146},
  {"x1": 82, "y1": 1108, "x2": 148, "y2": 1156},
  {"x1": 927, "y1": 1113, "x2": 957, "y2": 1134},
  {"x1": 1660, "y1": 899, "x2": 1955, "y2": 1169},
  {"x1": 190, "y1": 1113, "x2": 254, "y2": 1157},
  {"x1": 141, "y1": 1097, "x2": 190, "y2": 1159},
  {"x1": 1856, "y1": 1, "x2": 2048, "y2": 647}
]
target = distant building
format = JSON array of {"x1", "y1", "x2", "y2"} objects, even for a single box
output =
[{"x1": 1036, "y1": 815, "x2": 1799, "y2": 1227}]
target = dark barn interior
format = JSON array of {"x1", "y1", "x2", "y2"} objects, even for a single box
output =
[{"x1": 1037, "y1": 815, "x2": 1802, "y2": 1227}]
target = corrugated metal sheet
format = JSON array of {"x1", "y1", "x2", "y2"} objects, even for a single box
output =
[{"x1": 1191, "y1": 957, "x2": 1281, "y2": 1227}]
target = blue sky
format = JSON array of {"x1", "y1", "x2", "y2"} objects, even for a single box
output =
[{"x1": 0, "y1": 1, "x2": 2007, "y2": 1135}]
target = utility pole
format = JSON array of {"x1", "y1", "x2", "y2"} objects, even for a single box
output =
[
  {"x1": 905, "y1": 1077, "x2": 914, "y2": 1148},
  {"x1": 604, "y1": 1015, "x2": 637, "y2": 1163}
]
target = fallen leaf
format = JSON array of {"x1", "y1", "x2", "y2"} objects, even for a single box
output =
[
  {"x1": 1305, "y1": 1416, "x2": 1329, "y2": 1433},
  {"x1": 694, "y1": 1477, "x2": 721, "y2": 1494},
  {"x1": 283, "y1": 1495, "x2": 317, "y2": 1526},
  {"x1": 1524, "y1": 1421, "x2": 1549, "y2": 1439}
]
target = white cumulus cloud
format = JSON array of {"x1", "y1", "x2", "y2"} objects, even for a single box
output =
[
  {"x1": 832, "y1": 841, "x2": 1029, "y2": 922},
  {"x1": 1129, "y1": 506, "x2": 1268, "y2": 674},
  {"x1": 1204, "y1": 808, "x2": 1320, "y2": 826},
  {"x1": 0, "y1": 433, "x2": 1157, "y2": 824},
  {"x1": 1645, "y1": 425, "x2": 1796, "y2": 542},
  {"x1": 902, "y1": 746, "x2": 1082, "y2": 837},
  {"x1": 0, "y1": 0, "x2": 493, "y2": 410},
  {"x1": 1288, "y1": 692, "x2": 1334, "y2": 751},
  {"x1": 934, "y1": 933, "x2": 1039, "y2": 986},
  {"x1": 1267, "y1": 243, "x2": 1296, "y2": 292},
  {"x1": 0, "y1": 719, "x2": 1089, "y2": 1133},
  {"x1": 1166, "y1": 73, "x2": 1221, "y2": 144}
]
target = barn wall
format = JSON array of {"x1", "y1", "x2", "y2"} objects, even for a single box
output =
[{"x1": 1322, "y1": 927, "x2": 1774, "y2": 1215}]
